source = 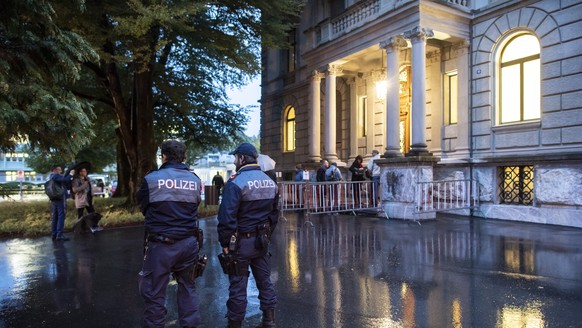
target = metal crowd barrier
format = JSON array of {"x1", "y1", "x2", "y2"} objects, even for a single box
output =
[
  {"x1": 415, "y1": 179, "x2": 480, "y2": 213},
  {"x1": 279, "y1": 181, "x2": 379, "y2": 216}
]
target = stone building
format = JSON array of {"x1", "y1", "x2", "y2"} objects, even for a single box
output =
[{"x1": 260, "y1": 0, "x2": 582, "y2": 228}]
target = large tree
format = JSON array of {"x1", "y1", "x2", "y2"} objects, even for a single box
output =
[
  {"x1": 56, "y1": 0, "x2": 303, "y2": 204},
  {"x1": 0, "y1": 0, "x2": 98, "y2": 160}
]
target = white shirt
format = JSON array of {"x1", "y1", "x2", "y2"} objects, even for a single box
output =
[{"x1": 367, "y1": 154, "x2": 381, "y2": 177}]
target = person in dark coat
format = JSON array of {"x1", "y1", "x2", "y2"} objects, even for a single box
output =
[
  {"x1": 48, "y1": 165, "x2": 74, "y2": 241},
  {"x1": 217, "y1": 142, "x2": 279, "y2": 328},
  {"x1": 137, "y1": 140, "x2": 203, "y2": 328},
  {"x1": 349, "y1": 155, "x2": 365, "y2": 206}
]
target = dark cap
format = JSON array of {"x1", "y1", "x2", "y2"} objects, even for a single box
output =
[{"x1": 229, "y1": 142, "x2": 258, "y2": 158}]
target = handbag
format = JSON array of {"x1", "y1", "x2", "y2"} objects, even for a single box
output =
[{"x1": 365, "y1": 168, "x2": 373, "y2": 179}]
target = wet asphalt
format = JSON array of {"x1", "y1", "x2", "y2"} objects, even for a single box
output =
[{"x1": 0, "y1": 212, "x2": 581, "y2": 328}]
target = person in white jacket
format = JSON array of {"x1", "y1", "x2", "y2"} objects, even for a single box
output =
[{"x1": 367, "y1": 150, "x2": 381, "y2": 205}]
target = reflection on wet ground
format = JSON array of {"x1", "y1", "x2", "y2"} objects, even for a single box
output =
[{"x1": 0, "y1": 213, "x2": 581, "y2": 327}]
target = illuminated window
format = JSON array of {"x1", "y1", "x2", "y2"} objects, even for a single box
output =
[
  {"x1": 499, "y1": 34, "x2": 540, "y2": 124},
  {"x1": 498, "y1": 165, "x2": 534, "y2": 205},
  {"x1": 358, "y1": 96, "x2": 367, "y2": 137},
  {"x1": 444, "y1": 71, "x2": 458, "y2": 125},
  {"x1": 284, "y1": 106, "x2": 296, "y2": 152}
]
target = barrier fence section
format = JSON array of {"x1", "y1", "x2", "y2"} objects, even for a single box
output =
[
  {"x1": 415, "y1": 179, "x2": 479, "y2": 213},
  {"x1": 279, "y1": 181, "x2": 379, "y2": 215}
]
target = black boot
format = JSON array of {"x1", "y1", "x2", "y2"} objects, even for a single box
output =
[
  {"x1": 228, "y1": 319, "x2": 242, "y2": 328},
  {"x1": 256, "y1": 309, "x2": 276, "y2": 328}
]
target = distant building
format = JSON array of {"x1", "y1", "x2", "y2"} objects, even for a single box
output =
[
  {"x1": 0, "y1": 145, "x2": 47, "y2": 184},
  {"x1": 261, "y1": 0, "x2": 582, "y2": 227},
  {"x1": 191, "y1": 152, "x2": 235, "y2": 187}
]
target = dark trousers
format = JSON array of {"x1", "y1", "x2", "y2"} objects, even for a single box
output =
[
  {"x1": 77, "y1": 204, "x2": 95, "y2": 219},
  {"x1": 139, "y1": 236, "x2": 200, "y2": 328},
  {"x1": 227, "y1": 237, "x2": 276, "y2": 321},
  {"x1": 50, "y1": 199, "x2": 66, "y2": 238}
]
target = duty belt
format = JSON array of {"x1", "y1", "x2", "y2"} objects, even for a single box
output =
[
  {"x1": 239, "y1": 231, "x2": 258, "y2": 239},
  {"x1": 147, "y1": 234, "x2": 175, "y2": 244}
]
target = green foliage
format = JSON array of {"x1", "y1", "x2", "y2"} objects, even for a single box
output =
[
  {"x1": 58, "y1": 0, "x2": 303, "y2": 152},
  {"x1": 0, "y1": 0, "x2": 99, "y2": 156}
]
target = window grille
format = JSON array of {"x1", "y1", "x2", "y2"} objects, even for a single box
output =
[{"x1": 498, "y1": 166, "x2": 534, "y2": 205}]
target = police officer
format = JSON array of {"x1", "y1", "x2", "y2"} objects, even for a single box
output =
[
  {"x1": 137, "y1": 140, "x2": 203, "y2": 328},
  {"x1": 217, "y1": 142, "x2": 279, "y2": 328}
]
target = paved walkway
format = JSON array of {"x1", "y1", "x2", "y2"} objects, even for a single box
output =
[{"x1": 1, "y1": 213, "x2": 581, "y2": 327}]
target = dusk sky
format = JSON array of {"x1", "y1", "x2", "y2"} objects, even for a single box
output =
[{"x1": 226, "y1": 77, "x2": 261, "y2": 136}]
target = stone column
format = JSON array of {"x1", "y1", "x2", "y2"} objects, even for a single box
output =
[
  {"x1": 309, "y1": 70, "x2": 324, "y2": 162},
  {"x1": 454, "y1": 40, "x2": 470, "y2": 159},
  {"x1": 427, "y1": 49, "x2": 442, "y2": 155},
  {"x1": 347, "y1": 76, "x2": 358, "y2": 162},
  {"x1": 404, "y1": 26, "x2": 434, "y2": 156},
  {"x1": 325, "y1": 64, "x2": 341, "y2": 162},
  {"x1": 380, "y1": 36, "x2": 407, "y2": 157}
]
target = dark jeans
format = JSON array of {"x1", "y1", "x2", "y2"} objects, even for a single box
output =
[{"x1": 50, "y1": 199, "x2": 66, "y2": 238}]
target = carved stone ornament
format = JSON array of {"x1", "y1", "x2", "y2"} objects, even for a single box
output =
[
  {"x1": 380, "y1": 36, "x2": 407, "y2": 52},
  {"x1": 403, "y1": 26, "x2": 434, "y2": 43},
  {"x1": 311, "y1": 70, "x2": 324, "y2": 81},
  {"x1": 326, "y1": 64, "x2": 343, "y2": 75}
]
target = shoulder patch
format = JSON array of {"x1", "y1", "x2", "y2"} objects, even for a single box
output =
[{"x1": 229, "y1": 174, "x2": 237, "y2": 180}]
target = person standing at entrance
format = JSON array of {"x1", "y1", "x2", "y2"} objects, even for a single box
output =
[
  {"x1": 137, "y1": 139, "x2": 203, "y2": 328},
  {"x1": 217, "y1": 142, "x2": 279, "y2": 328},
  {"x1": 49, "y1": 165, "x2": 74, "y2": 241},
  {"x1": 349, "y1": 155, "x2": 365, "y2": 206},
  {"x1": 367, "y1": 150, "x2": 381, "y2": 205}
]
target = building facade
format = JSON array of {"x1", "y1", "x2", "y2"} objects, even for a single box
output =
[{"x1": 260, "y1": 0, "x2": 582, "y2": 227}]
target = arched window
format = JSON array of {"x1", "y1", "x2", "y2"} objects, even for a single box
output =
[
  {"x1": 284, "y1": 106, "x2": 296, "y2": 152},
  {"x1": 498, "y1": 33, "x2": 540, "y2": 124}
]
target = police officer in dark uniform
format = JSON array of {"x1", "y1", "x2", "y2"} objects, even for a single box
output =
[
  {"x1": 217, "y1": 142, "x2": 279, "y2": 328},
  {"x1": 137, "y1": 140, "x2": 203, "y2": 328}
]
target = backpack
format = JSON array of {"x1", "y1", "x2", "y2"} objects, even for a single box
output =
[
  {"x1": 325, "y1": 167, "x2": 340, "y2": 181},
  {"x1": 45, "y1": 178, "x2": 64, "y2": 200}
]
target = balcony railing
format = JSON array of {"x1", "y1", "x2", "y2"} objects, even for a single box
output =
[{"x1": 313, "y1": 0, "x2": 470, "y2": 46}]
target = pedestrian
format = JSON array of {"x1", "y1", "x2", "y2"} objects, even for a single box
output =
[
  {"x1": 316, "y1": 160, "x2": 329, "y2": 208},
  {"x1": 316, "y1": 159, "x2": 329, "y2": 182},
  {"x1": 48, "y1": 165, "x2": 74, "y2": 241},
  {"x1": 293, "y1": 164, "x2": 303, "y2": 182},
  {"x1": 367, "y1": 149, "x2": 381, "y2": 204},
  {"x1": 72, "y1": 167, "x2": 95, "y2": 219},
  {"x1": 349, "y1": 155, "x2": 365, "y2": 206},
  {"x1": 217, "y1": 142, "x2": 279, "y2": 328},
  {"x1": 212, "y1": 171, "x2": 225, "y2": 201},
  {"x1": 325, "y1": 162, "x2": 342, "y2": 181},
  {"x1": 325, "y1": 162, "x2": 342, "y2": 210},
  {"x1": 137, "y1": 140, "x2": 204, "y2": 328}
]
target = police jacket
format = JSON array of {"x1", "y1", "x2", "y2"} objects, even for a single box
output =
[
  {"x1": 137, "y1": 162, "x2": 202, "y2": 240},
  {"x1": 217, "y1": 164, "x2": 279, "y2": 248}
]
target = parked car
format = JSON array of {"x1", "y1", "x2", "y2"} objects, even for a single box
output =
[
  {"x1": 109, "y1": 181, "x2": 117, "y2": 197},
  {"x1": 89, "y1": 175, "x2": 108, "y2": 198}
]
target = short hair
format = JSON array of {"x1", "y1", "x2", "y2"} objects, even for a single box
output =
[
  {"x1": 161, "y1": 140, "x2": 186, "y2": 163},
  {"x1": 51, "y1": 165, "x2": 61, "y2": 171}
]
